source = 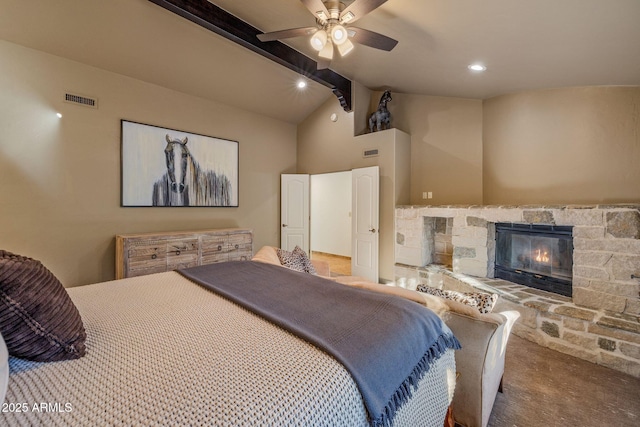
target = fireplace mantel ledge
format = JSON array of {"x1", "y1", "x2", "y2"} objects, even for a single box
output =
[{"x1": 396, "y1": 204, "x2": 640, "y2": 210}]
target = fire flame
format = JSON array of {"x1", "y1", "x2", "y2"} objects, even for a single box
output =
[{"x1": 534, "y1": 249, "x2": 550, "y2": 263}]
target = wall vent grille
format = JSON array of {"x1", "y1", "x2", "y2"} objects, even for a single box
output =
[
  {"x1": 363, "y1": 149, "x2": 379, "y2": 158},
  {"x1": 64, "y1": 93, "x2": 98, "y2": 109}
]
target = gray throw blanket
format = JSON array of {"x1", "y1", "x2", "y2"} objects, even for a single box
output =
[{"x1": 179, "y1": 261, "x2": 460, "y2": 427}]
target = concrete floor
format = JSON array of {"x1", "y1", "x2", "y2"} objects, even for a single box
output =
[{"x1": 489, "y1": 335, "x2": 640, "y2": 427}]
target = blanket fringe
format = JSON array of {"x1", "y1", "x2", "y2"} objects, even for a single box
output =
[{"x1": 370, "y1": 333, "x2": 461, "y2": 427}]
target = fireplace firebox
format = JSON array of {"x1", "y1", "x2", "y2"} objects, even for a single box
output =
[{"x1": 494, "y1": 223, "x2": 573, "y2": 297}]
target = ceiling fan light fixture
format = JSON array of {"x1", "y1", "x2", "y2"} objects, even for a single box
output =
[
  {"x1": 337, "y1": 38, "x2": 354, "y2": 56},
  {"x1": 340, "y1": 11, "x2": 355, "y2": 24},
  {"x1": 310, "y1": 29, "x2": 328, "y2": 51},
  {"x1": 331, "y1": 24, "x2": 348, "y2": 45},
  {"x1": 319, "y1": 40, "x2": 334, "y2": 60},
  {"x1": 316, "y1": 11, "x2": 328, "y2": 21}
]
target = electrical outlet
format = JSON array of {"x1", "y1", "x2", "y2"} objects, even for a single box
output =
[
  {"x1": 422, "y1": 192, "x2": 428, "y2": 199},
  {"x1": 428, "y1": 192, "x2": 433, "y2": 199}
]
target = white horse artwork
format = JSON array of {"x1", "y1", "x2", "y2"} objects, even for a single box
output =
[{"x1": 152, "y1": 134, "x2": 232, "y2": 206}]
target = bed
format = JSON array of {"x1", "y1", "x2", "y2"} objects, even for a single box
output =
[{"x1": 1, "y1": 257, "x2": 458, "y2": 427}]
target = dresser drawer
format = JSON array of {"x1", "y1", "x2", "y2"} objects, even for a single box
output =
[
  {"x1": 127, "y1": 257, "x2": 167, "y2": 277},
  {"x1": 201, "y1": 235, "x2": 229, "y2": 254},
  {"x1": 166, "y1": 239, "x2": 198, "y2": 257},
  {"x1": 166, "y1": 239, "x2": 198, "y2": 269},
  {"x1": 126, "y1": 241, "x2": 167, "y2": 274},
  {"x1": 127, "y1": 264, "x2": 167, "y2": 278},
  {"x1": 228, "y1": 233, "x2": 252, "y2": 246},
  {"x1": 229, "y1": 248, "x2": 252, "y2": 262},
  {"x1": 201, "y1": 252, "x2": 230, "y2": 264},
  {"x1": 127, "y1": 240, "x2": 165, "y2": 259}
]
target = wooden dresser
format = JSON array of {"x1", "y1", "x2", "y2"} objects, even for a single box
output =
[{"x1": 115, "y1": 228, "x2": 253, "y2": 279}]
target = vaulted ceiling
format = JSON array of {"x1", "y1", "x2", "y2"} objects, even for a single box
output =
[{"x1": 1, "y1": 0, "x2": 639, "y2": 123}]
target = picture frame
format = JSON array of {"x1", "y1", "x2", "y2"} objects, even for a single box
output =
[{"x1": 121, "y1": 120, "x2": 239, "y2": 207}]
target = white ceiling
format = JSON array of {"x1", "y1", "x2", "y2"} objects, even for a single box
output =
[{"x1": 1, "y1": 0, "x2": 639, "y2": 123}]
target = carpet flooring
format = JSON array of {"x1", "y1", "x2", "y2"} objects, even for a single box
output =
[{"x1": 488, "y1": 335, "x2": 640, "y2": 427}]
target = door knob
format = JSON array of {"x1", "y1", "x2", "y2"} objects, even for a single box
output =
[
  {"x1": 282, "y1": 224, "x2": 288, "y2": 227},
  {"x1": 369, "y1": 228, "x2": 377, "y2": 233}
]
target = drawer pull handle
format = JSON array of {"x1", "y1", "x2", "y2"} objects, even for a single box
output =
[
  {"x1": 151, "y1": 254, "x2": 157, "y2": 260},
  {"x1": 235, "y1": 244, "x2": 239, "y2": 249},
  {"x1": 175, "y1": 250, "x2": 181, "y2": 256},
  {"x1": 217, "y1": 245, "x2": 222, "y2": 251}
]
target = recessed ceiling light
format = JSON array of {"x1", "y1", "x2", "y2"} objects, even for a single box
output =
[
  {"x1": 56, "y1": 112, "x2": 63, "y2": 118},
  {"x1": 297, "y1": 80, "x2": 307, "y2": 89},
  {"x1": 468, "y1": 63, "x2": 487, "y2": 72}
]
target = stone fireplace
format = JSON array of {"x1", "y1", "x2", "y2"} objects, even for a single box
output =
[{"x1": 395, "y1": 204, "x2": 640, "y2": 377}]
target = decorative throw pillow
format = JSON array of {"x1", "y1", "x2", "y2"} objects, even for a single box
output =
[
  {"x1": 292, "y1": 246, "x2": 317, "y2": 275},
  {"x1": 416, "y1": 284, "x2": 498, "y2": 314},
  {"x1": 276, "y1": 246, "x2": 317, "y2": 275},
  {"x1": 0, "y1": 250, "x2": 86, "y2": 362}
]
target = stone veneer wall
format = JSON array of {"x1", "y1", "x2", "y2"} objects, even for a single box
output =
[
  {"x1": 395, "y1": 204, "x2": 640, "y2": 377},
  {"x1": 396, "y1": 205, "x2": 640, "y2": 315}
]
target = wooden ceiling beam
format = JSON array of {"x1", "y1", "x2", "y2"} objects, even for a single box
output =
[{"x1": 148, "y1": 0, "x2": 352, "y2": 111}]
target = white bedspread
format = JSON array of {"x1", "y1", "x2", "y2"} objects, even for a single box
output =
[{"x1": 3, "y1": 271, "x2": 455, "y2": 426}]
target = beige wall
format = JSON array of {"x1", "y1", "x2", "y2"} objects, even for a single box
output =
[
  {"x1": 371, "y1": 91, "x2": 484, "y2": 205},
  {"x1": 483, "y1": 87, "x2": 640, "y2": 204},
  {"x1": 299, "y1": 90, "x2": 483, "y2": 199},
  {"x1": 0, "y1": 41, "x2": 297, "y2": 286}
]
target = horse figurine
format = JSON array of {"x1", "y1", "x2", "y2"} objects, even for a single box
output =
[
  {"x1": 152, "y1": 134, "x2": 232, "y2": 206},
  {"x1": 368, "y1": 90, "x2": 392, "y2": 133}
]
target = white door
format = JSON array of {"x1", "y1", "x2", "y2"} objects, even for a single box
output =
[
  {"x1": 352, "y1": 166, "x2": 379, "y2": 282},
  {"x1": 281, "y1": 174, "x2": 310, "y2": 252}
]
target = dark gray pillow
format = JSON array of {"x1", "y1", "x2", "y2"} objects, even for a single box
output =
[{"x1": 0, "y1": 250, "x2": 86, "y2": 362}]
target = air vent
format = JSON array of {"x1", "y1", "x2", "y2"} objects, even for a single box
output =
[
  {"x1": 64, "y1": 92, "x2": 98, "y2": 109},
  {"x1": 363, "y1": 149, "x2": 379, "y2": 158}
]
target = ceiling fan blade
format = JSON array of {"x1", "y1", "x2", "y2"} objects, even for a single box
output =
[
  {"x1": 340, "y1": 0, "x2": 388, "y2": 23},
  {"x1": 349, "y1": 27, "x2": 398, "y2": 51},
  {"x1": 300, "y1": 0, "x2": 330, "y2": 20},
  {"x1": 257, "y1": 27, "x2": 317, "y2": 42},
  {"x1": 316, "y1": 58, "x2": 331, "y2": 70}
]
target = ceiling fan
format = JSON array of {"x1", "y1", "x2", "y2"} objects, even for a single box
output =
[{"x1": 257, "y1": 0, "x2": 398, "y2": 69}]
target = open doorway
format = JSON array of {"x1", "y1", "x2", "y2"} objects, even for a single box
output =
[
  {"x1": 310, "y1": 171, "x2": 352, "y2": 276},
  {"x1": 282, "y1": 167, "x2": 379, "y2": 282}
]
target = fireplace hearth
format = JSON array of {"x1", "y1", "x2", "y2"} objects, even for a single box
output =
[{"x1": 495, "y1": 223, "x2": 573, "y2": 296}]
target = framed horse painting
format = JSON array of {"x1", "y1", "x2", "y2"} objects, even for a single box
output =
[{"x1": 121, "y1": 120, "x2": 239, "y2": 207}]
